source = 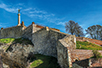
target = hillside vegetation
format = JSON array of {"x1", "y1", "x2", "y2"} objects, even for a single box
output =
[{"x1": 76, "y1": 41, "x2": 102, "y2": 50}]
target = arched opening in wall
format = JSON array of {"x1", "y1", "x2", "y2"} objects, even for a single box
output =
[
  {"x1": 74, "y1": 57, "x2": 79, "y2": 62},
  {"x1": 75, "y1": 59, "x2": 79, "y2": 61}
]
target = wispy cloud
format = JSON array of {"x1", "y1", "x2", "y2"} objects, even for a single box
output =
[
  {"x1": 22, "y1": 7, "x2": 51, "y2": 19},
  {"x1": 0, "y1": 3, "x2": 18, "y2": 13},
  {"x1": 0, "y1": 2, "x2": 65, "y2": 26},
  {"x1": 56, "y1": 21, "x2": 67, "y2": 26}
]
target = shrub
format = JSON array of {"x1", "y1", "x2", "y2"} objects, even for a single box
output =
[{"x1": 92, "y1": 50, "x2": 101, "y2": 58}]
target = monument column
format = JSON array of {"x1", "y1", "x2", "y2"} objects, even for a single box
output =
[{"x1": 18, "y1": 9, "x2": 21, "y2": 26}]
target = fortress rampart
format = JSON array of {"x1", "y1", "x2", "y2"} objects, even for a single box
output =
[
  {"x1": 0, "y1": 22, "x2": 76, "y2": 68},
  {"x1": 0, "y1": 26, "x2": 24, "y2": 38},
  {"x1": 1, "y1": 10, "x2": 102, "y2": 68}
]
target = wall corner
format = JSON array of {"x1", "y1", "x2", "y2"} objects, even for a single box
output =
[{"x1": 46, "y1": 27, "x2": 49, "y2": 31}]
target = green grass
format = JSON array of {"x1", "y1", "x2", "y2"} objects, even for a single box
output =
[
  {"x1": 0, "y1": 38, "x2": 33, "y2": 45},
  {"x1": 0, "y1": 38, "x2": 15, "y2": 43},
  {"x1": 30, "y1": 54, "x2": 60, "y2": 68},
  {"x1": 76, "y1": 41, "x2": 102, "y2": 50}
]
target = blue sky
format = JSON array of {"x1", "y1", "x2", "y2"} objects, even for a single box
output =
[{"x1": 0, "y1": 0, "x2": 102, "y2": 33}]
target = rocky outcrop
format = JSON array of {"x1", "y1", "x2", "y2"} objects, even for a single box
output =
[{"x1": 0, "y1": 40, "x2": 35, "y2": 68}]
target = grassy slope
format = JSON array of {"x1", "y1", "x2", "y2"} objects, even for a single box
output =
[
  {"x1": 0, "y1": 38, "x2": 15, "y2": 43},
  {"x1": 0, "y1": 38, "x2": 33, "y2": 45},
  {"x1": 30, "y1": 54, "x2": 60, "y2": 68},
  {"x1": 76, "y1": 41, "x2": 102, "y2": 50}
]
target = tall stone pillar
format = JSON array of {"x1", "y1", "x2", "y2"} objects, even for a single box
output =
[{"x1": 18, "y1": 9, "x2": 21, "y2": 26}]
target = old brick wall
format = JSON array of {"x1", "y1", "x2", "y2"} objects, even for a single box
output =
[
  {"x1": 71, "y1": 50, "x2": 93, "y2": 62},
  {"x1": 71, "y1": 49, "x2": 102, "y2": 67},
  {"x1": 0, "y1": 26, "x2": 24, "y2": 38}
]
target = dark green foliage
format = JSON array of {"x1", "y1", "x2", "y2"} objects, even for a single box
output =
[
  {"x1": 92, "y1": 50, "x2": 101, "y2": 58},
  {"x1": 13, "y1": 38, "x2": 33, "y2": 45}
]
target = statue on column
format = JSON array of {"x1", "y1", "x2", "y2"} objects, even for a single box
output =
[{"x1": 18, "y1": 9, "x2": 20, "y2": 14}]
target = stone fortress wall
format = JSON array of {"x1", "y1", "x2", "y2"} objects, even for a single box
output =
[
  {"x1": 1, "y1": 10, "x2": 102, "y2": 68},
  {"x1": 32, "y1": 27, "x2": 66, "y2": 58},
  {"x1": 0, "y1": 21, "x2": 76, "y2": 68},
  {"x1": 0, "y1": 26, "x2": 24, "y2": 39},
  {"x1": 0, "y1": 21, "x2": 102, "y2": 68}
]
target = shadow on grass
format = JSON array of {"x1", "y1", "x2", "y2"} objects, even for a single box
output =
[
  {"x1": 30, "y1": 54, "x2": 60, "y2": 68},
  {"x1": 13, "y1": 38, "x2": 33, "y2": 45}
]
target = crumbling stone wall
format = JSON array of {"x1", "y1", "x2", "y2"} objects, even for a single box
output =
[
  {"x1": 57, "y1": 40, "x2": 70, "y2": 68},
  {"x1": 32, "y1": 28, "x2": 66, "y2": 58},
  {"x1": 0, "y1": 26, "x2": 24, "y2": 38},
  {"x1": 57, "y1": 35, "x2": 76, "y2": 68}
]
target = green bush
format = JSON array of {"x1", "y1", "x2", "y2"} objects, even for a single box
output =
[{"x1": 92, "y1": 50, "x2": 101, "y2": 58}]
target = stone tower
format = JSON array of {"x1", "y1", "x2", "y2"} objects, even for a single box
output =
[{"x1": 18, "y1": 9, "x2": 21, "y2": 26}]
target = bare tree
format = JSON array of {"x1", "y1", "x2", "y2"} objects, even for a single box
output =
[
  {"x1": 65, "y1": 20, "x2": 84, "y2": 37},
  {"x1": 86, "y1": 25, "x2": 102, "y2": 40}
]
